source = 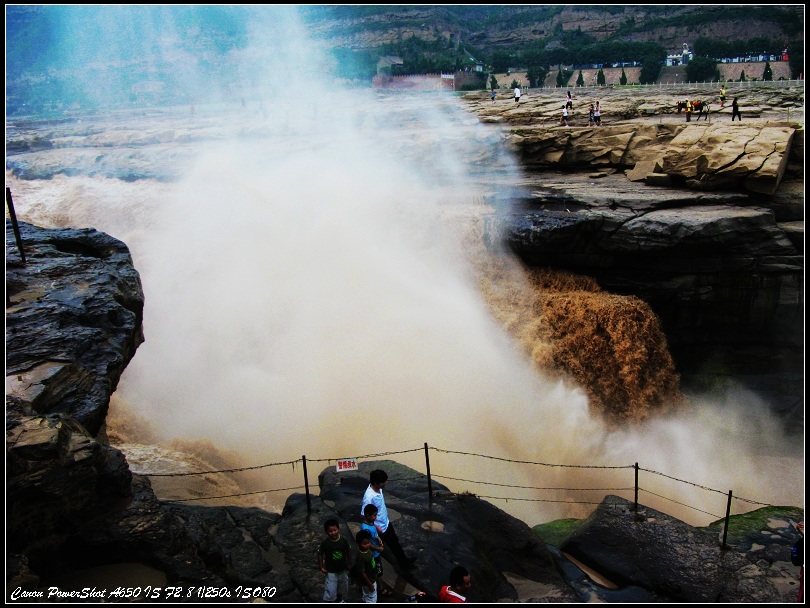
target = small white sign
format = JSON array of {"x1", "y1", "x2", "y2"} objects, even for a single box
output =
[{"x1": 336, "y1": 458, "x2": 358, "y2": 472}]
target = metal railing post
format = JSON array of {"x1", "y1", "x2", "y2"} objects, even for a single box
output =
[
  {"x1": 721, "y1": 490, "x2": 733, "y2": 549},
  {"x1": 302, "y1": 455, "x2": 312, "y2": 514},
  {"x1": 424, "y1": 442, "x2": 433, "y2": 506},
  {"x1": 6, "y1": 187, "x2": 26, "y2": 263}
]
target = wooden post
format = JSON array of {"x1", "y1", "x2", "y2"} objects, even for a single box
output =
[
  {"x1": 6, "y1": 187, "x2": 26, "y2": 263},
  {"x1": 634, "y1": 462, "x2": 639, "y2": 512},
  {"x1": 302, "y1": 455, "x2": 312, "y2": 514},
  {"x1": 721, "y1": 490, "x2": 733, "y2": 549},
  {"x1": 424, "y1": 442, "x2": 433, "y2": 506}
]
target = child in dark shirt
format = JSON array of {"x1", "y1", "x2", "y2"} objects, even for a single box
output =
[{"x1": 318, "y1": 519, "x2": 351, "y2": 602}]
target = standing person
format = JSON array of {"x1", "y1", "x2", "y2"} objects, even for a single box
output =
[
  {"x1": 561, "y1": 105, "x2": 569, "y2": 126},
  {"x1": 731, "y1": 97, "x2": 741, "y2": 121},
  {"x1": 318, "y1": 519, "x2": 352, "y2": 603},
  {"x1": 793, "y1": 521, "x2": 804, "y2": 602},
  {"x1": 594, "y1": 101, "x2": 602, "y2": 126},
  {"x1": 719, "y1": 86, "x2": 726, "y2": 108},
  {"x1": 514, "y1": 85, "x2": 521, "y2": 103},
  {"x1": 438, "y1": 566, "x2": 471, "y2": 603},
  {"x1": 354, "y1": 529, "x2": 378, "y2": 603},
  {"x1": 588, "y1": 103, "x2": 595, "y2": 127},
  {"x1": 566, "y1": 90, "x2": 573, "y2": 110},
  {"x1": 685, "y1": 99, "x2": 692, "y2": 122},
  {"x1": 361, "y1": 469, "x2": 416, "y2": 571},
  {"x1": 361, "y1": 504, "x2": 392, "y2": 597},
  {"x1": 491, "y1": 88, "x2": 496, "y2": 102}
]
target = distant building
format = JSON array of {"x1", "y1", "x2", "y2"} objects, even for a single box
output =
[
  {"x1": 666, "y1": 43, "x2": 693, "y2": 67},
  {"x1": 377, "y1": 55, "x2": 404, "y2": 75},
  {"x1": 372, "y1": 69, "x2": 485, "y2": 91}
]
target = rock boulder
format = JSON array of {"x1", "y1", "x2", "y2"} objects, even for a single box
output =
[
  {"x1": 561, "y1": 495, "x2": 803, "y2": 603},
  {"x1": 6, "y1": 220, "x2": 144, "y2": 436}
]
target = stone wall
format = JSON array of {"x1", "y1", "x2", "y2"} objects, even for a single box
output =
[
  {"x1": 717, "y1": 60, "x2": 792, "y2": 82},
  {"x1": 492, "y1": 61, "x2": 795, "y2": 90}
]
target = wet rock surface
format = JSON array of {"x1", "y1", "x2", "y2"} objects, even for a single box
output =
[
  {"x1": 561, "y1": 496, "x2": 803, "y2": 603},
  {"x1": 6, "y1": 220, "x2": 144, "y2": 436}
]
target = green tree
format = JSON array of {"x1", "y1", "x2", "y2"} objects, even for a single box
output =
[
  {"x1": 556, "y1": 68, "x2": 564, "y2": 87},
  {"x1": 526, "y1": 65, "x2": 547, "y2": 88},
  {"x1": 740, "y1": 69, "x2": 747, "y2": 81},
  {"x1": 510, "y1": 78, "x2": 520, "y2": 89},
  {"x1": 762, "y1": 61, "x2": 773, "y2": 80},
  {"x1": 491, "y1": 50, "x2": 512, "y2": 73},
  {"x1": 639, "y1": 54, "x2": 663, "y2": 84},
  {"x1": 787, "y1": 41, "x2": 803, "y2": 78},
  {"x1": 490, "y1": 74, "x2": 499, "y2": 90},
  {"x1": 619, "y1": 67, "x2": 627, "y2": 85},
  {"x1": 576, "y1": 70, "x2": 584, "y2": 86},
  {"x1": 685, "y1": 56, "x2": 720, "y2": 82},
  {"x1": 693, "y1": 36, "x2": 723, "y2": 60},
  {"x1": 596, "y1": 68, "x2": 606, "y2": 85}
]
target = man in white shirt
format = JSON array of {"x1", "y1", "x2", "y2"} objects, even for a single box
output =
[
  {"x1": 361, "y1": 469, "x2": 416, "y2": 570},
  {"x1": 514, "y1": 86, "x2": 521, "y2": 103}
]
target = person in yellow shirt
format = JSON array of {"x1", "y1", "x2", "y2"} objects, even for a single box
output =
[{"x1": 719, "y1": 86, "x2": 726, "y2": 108}]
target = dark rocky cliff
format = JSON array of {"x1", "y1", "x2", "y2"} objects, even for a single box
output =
[{"x1": 6, "y1": 222, "x2": 144, "y2": 436}]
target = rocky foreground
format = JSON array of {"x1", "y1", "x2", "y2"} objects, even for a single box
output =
[{"x1": 5, "y1": 220, "x2": 804, "y2": 602}]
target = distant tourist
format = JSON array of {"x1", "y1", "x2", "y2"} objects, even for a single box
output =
[
  {"x1": 514, "y1": 86, "x2": 521, "y2": 103},
  {"x1": 719, "y1": 86, "x2": 726, "y2": 108},
  {"x1": 731, "y1": 97, "x2": 741, "y2": 121},
  {"x1": 438, "y1": 566, "x2": 472, "y2": 603},
  {"x1": 318, "y1": 519, "x2": 351, "y2": 603},
  {"x1": 594, "y1": 101, "x2": 602, "y2": 126},
  {"x1": 566, "y1": 90, "x2": 573, "y2": 110},
  {"x1": 685, "y1": 99, "x2": 693, "y2": 122},
  {"x1": 561, "y1": 105, "x2": 569, "y2": 126},
  {"x1": 491, "y1": 89, "x2": 496, "y2": 102},
  {"x1": 588, "y1": 103, "x2": 595, "y2": 127}
]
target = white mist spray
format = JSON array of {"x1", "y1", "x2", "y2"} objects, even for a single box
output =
[{"x1": 6, "y1": 5, "x2": 802, "y2": 527}]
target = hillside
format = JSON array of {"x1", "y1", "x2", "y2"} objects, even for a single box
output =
[
  {"x1": 300, "y1": 5, "x2": 803, "y2": 55},
  {"x1": 4, "y1": 5, "x2": 804, "y2": 115}
]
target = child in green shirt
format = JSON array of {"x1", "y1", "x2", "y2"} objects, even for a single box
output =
[{"x1": 354, "y1": 529, "x2": 378, "y2": 603}]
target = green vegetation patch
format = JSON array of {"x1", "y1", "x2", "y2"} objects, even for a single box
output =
[
  {"x1": 532, "y1": 518, "x2": 583, "y2": 548},
  {"x1": 701, "y1": 505, "x2": 804, "y2": 548}
]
